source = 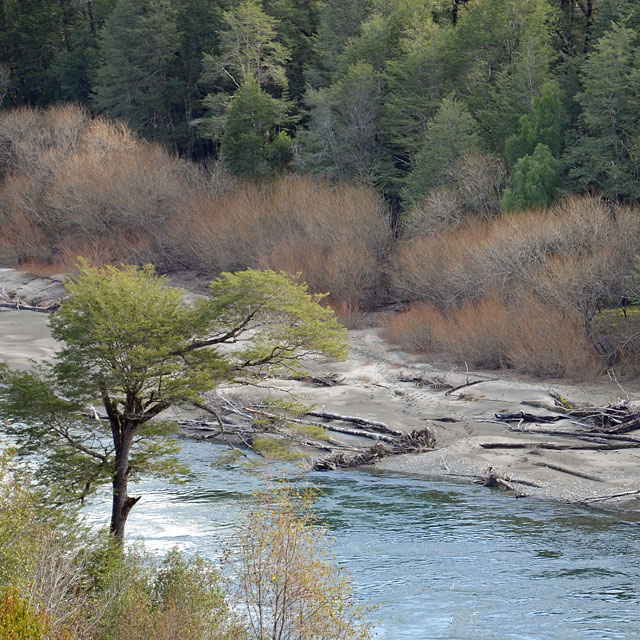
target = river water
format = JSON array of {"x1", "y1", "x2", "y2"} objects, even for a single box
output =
[{"x1": 84, "y1": 438, "x2": 640, "y2": 640}]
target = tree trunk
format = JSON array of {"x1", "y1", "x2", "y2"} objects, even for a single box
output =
[{"x1": 109, "y1": 423, "x2": 140, "y2": 544}]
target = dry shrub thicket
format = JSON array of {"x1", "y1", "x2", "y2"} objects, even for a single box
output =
[
  {"x1": 3, "y1": 105, "x2": 640, "y2": 379},
  {"x1": 403, "y1": 152, "x2": 508, "y2": 236},
  {"x1": 386, "y1": 196, "x2": 640, "y2": 379},
  {"x1": 0, "y1": 105, "x2": 390, "y2": 310}
]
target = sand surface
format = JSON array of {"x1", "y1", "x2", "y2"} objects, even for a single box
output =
[{"x1": 2, "y1": 269, "x2": 640, "y2": 515}]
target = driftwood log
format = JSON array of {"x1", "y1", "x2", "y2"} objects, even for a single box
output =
[{"x1": 312, "y1": 427, "x2": 436, "y2": 471}]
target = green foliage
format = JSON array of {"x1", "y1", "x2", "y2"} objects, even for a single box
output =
[
  {"x1": 219, "y1": 75, "x2": 291, "y2": 178},
  {"x1": 502, "y1": 143, "x2": 562, "y2": 211},
  {"x1": 0, "y1": 0, "x2": 65, "y2": 105},
  {"x1": 92, "y1": 0, "x2": 182, "y2": 146},
  {"x1": 201, "y1": 0, "x2": 290, "y2": 92},
  {"x1": 565, "y1": 23, "x2": 640, "y2": 200},
  {"x1": 402, "y1": 97, "x2": 480, "y2": 205},
  {"x1": 451, "y1": 0, "x2": 554, "y2": 119},
  {"x1": 101, "y1": 550, "x2": 242, "y2": 640},
  {"x1": 313, "y1": 0, "x2": 375, "y2": 79},
  {"x1": 0, "y1": 588, "x2": 53, "y2": 640},
  {"x1": 262, "y1": 0, "x2": 323, "y2": 101},
  {"x1": 0, "y1": 261, "x2": 347, "y2": 541},
  {"x1": 202, "y1": 268, "x2": 349, "y2": 371},
  {"x1": 298, "y1": 61, "x2": 383, "y2": 181},
  {"x1": 505, "y1": 80, "x2": 570, "y2": 165}
]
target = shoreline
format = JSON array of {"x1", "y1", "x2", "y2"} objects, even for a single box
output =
[{"x1": 2, "y1": 269, "x2": 639, "y2": 515}]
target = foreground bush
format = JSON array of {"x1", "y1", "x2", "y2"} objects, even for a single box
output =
[
  {"x1": 0, "y1": 454, "x2": 374, "y2": 640},
  {"x1": 232, "y1": 486, "x2": 374, "y2": 640}
]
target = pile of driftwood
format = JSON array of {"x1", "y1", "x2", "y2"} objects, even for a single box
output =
[
  {"x1": 0, "y1": 292, "x2": 59, "y2": 313},
  {"x1": 488, "y1": 390, "x2": 640, "y2": 451},
  {"x1": 181, "y1": 395, "x2": 435, "y2": 470},
  {"x1": 312, "y1": 428, "x2": 436, "y2": 471}
]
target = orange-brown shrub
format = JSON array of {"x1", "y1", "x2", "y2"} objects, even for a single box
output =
[
  {"x1": 388, "y1": 195, "x2": 640, "y2": 313},
  {"x1": 0, "y1": 105, "x2": 391, "y2": 307},
  {"x1": 165, "y1": 175, "x2": 391, "y2": 306},
  {"x1": 380, "y1": 302, "x2": 441, "y2": 352},
  {"x1": 381, "y1": 295, "x2": 601, "y2": 380}
]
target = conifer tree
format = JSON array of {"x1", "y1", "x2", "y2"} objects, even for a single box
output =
[
  {"x1": 402, "y1": 97, "x2": 479, "y2": 205},
  {"x1": 220, "y1": 75, "x2": 291, "y2": 178},
  {"x1": 565, "y1": 24, "x2": 640, "y2": 200},
  {"x1": 502, "y1": 143, "x2": 562, "y2": 210},
  {"x1": 93, "y1": 0, "x2": 181, "y2": 147}
]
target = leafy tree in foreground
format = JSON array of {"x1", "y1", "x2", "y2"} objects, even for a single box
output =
[
  {"x1": 0, "y1": 262, "x2": 348, "y2": 544},
  {"x1": 233, "y1": 486, "x2": 374, "y2": 640}
]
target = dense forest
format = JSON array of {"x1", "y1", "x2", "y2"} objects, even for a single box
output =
[
  {"x1": 3, "y1": 0, "x2": 640, "y2": 381},
  {"x1": 2, "y1": 0, "x2": 640, "y2": 209}
]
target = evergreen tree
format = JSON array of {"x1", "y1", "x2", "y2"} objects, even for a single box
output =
[
  {"x1": 263, "y1": 0, "x2": 323, "y2": 101},
  {"x1": 402, "y1": 97, "x2": 480, "y2": 205},
  {"x1": 379, "y1": 21, "x2": 453, "y2": 197},
  {"x1": 505, "y1": 79, "x2": 570, "y2": 165},
  {"x1": 297, "y1": 61, "x2": 382, "y2": 182},
  {"x1": 565, "y1": 24, "x2": 640, "y2": 200},
  {"x1": 0, "y1": 0, "x2": 64, "y2": 105},
  {"x1": 220, "y1": 74, "x2": 291, "y2": 178},
  {"x1": 502, "y1": 143, "x2": 562, "y2": 210},
  {"x1": 93, "y1": 0, "x2": 181, "y2": 147},
  {"x1": 173, "y1": 0, "x2": 229, "y2": 155},
  {"x1": 312, "y1": 0, "x2": 374, "y2": 81},
  {"x1": 449, "y1": 0, "x2": 555, "y2": 149},
  {"x1": 200, "y1": 0, "x2": 291, "y2": 150},
  {"x1": 201, "y1": 0, "x2": 290, "y2": 93}
]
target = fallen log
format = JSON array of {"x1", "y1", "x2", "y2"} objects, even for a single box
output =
[
  {"x1": 305, "y1": 410, "x2": 401, "y2": 436},
  {"x1": 533, "y1": 461, "x2": 603, "y2": 482},
  {"x1": 481, "y1": 467, "x2": 527, "y2": 496},
  {"x1": 580, "y1": 489, "x2": 640, "y2": 503},
  {"x1": 285, "y1": 373, "x2": 344, "y2": 387},
  {"x1": 0, "y1": 300, "x2": 58, "y2": 313},
  {"x1": 398, "y1": 373, "x2": 453, "y2": 391},
  {"x1": 312, "y1": 427, "x2": 436, "y2": 471},
  {"x1": 604, "y1": 414, "x2": 640, "y2": 434},
  {"x1": 495, "y1": 411, "x2": 564, "y2": 424},
  {"x1": 244, "y1": 407, "x2": 397, "y2": 442},
  {"x1": 507, "y1": 426, "x2": 640, "y2": 445},
  {"x1": 479, "y1": 441, "x2": 639, "y2": 451},
  {"x1": 444, "y1": 379, "x2": 489, "y2": 396}
]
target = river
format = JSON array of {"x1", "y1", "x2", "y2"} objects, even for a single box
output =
[{"x1": 82, "y1": 437, "x2": 640, "y2": 640}]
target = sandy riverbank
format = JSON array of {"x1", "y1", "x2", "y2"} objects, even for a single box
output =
[{"x1": 2, "y1": 269, "x2": 639, "y2": 514}]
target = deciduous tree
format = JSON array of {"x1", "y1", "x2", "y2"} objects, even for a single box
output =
[{"x1": 0, "y1": 262, "x2": 348, "y2": 544}]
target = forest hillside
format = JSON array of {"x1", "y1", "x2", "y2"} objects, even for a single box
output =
[{"x1": 2, "y1": 0, "x2": 640, "y2": 380}]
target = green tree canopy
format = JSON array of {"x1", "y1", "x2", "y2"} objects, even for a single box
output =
[
  {"x1": 505, "y1": 79, "x2": 570, "y2": 165},
  {"x1": 297, "y1": 61, "x2": 383, "y2": 182},
  {"x1": 502, "y1": 143, "x2": 562, "y2": 210},
  {"x1": 565, "y1": 23, "x2": 640, "y2": 200},
  {"x1": 0, "y1": 262, "x2": 348, "y2": 544},
  {"x1": 92, "y1": 0, "x2": 181, "y2": 147},
  {"x1": 200, "y1": 0, "x2": 290, "y2": 93},
  {"x1": 402, "y1": 97, "x2": 480, "y2": 205},
  {"x1": 219, "y1": 74, "x2": 291, "y2": 177}
]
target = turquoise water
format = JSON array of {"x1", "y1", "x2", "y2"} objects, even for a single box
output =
[{"x1": 84, "y1": 438, "x2": 640, "y2": 639}]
